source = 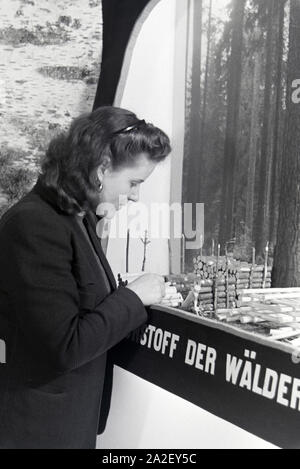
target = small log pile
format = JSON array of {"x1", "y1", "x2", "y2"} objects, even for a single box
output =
[
  {"x1": 166, "y1": 259, "x2": 272, "y2": 314},
  {"x1": 191, "y1": 256, "x2": 272, "y2": 312},
  {"x1": 193, "y1": 256, "x2": 272, "y2": 288},
  {"x1": 165, "y1": 252, "x2": 272, "y2": 314}
]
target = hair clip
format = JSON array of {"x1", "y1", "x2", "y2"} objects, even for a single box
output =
[{"x1": 112, "y1": 119, "x2": 146, "y2": 136}]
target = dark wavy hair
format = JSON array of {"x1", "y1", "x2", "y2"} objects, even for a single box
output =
[{"x1": 39, "y1": 106, "x2": 171, "y2": 214}]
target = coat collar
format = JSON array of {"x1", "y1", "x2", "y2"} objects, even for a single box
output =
[
  {"x1": 31, "y1": 176, "x2": 117, "y2": 291},
  {"x1": 31, "y1": 175, "x2": 66, "y2": 215},
  {"x1": 80, "y1": 211, "x2": 117, "y2": 290}
]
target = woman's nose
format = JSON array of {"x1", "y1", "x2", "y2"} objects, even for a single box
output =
[{"x1": 128, "y1": 188, "x2": 140, "y2": 202}]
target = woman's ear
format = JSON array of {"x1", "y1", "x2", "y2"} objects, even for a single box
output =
[
  {"x1": 99, "y1": 155, "x2": 112, "y2": 174},
  {"x1": 97, "y1": 155, "x2": 112, "y2": 178}
]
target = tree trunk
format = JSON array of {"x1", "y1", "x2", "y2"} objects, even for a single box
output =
[
  {"x1": 255, "y1": 0, "x2": 277, "y2": 256},
  {"x1": 182, "y1": 0, "x2": 203, "y2": 269},
  {"x1": 245, "y1": 29, "x2": 262, "y2": 243},
  {"x1": 184, "y1": 0, "x2": 203, "y2": 206},
  {"x1": 199, "y1": 0, "x2": 213, "y2": 202},
  {"x1": 182, "y1": 0, "x2": 192, "y2": 207},
  {"x1": 273, "y1": 0, "x2": 300, "y2": 287},
  {"x1": 269, "y1": 0, "x2": 286, "y2": 248},
  {"x1": 219, "y1": 0, "x2": 246, "y2": 249}
]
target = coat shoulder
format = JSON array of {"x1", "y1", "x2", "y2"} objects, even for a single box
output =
[{"x1": 0, "y1": 191, "x2": 69, "y2": 236}]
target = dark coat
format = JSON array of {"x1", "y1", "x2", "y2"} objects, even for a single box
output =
[{"x1": 0, "y1": 177, "x2": 148, "y2": 448}]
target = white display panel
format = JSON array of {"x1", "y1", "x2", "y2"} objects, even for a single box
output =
[
  {"x1": 106, "y1": 0, "x2": 182, "y2": 276},
  {"x1": 97, "y1": 366, "x2": 277, "y2": 450}
]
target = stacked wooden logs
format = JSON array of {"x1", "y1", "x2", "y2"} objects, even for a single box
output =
[
  {"x1": 193, "y1": 257, "x2": 272, "y2": 312},
  {"x1": 193, "y1": 256, "x2": 271, "y2": 288},
  {"x1": 166, "y1": 256, "x2": 272, "y2": 313}
]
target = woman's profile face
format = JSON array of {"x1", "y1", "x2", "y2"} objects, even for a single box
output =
[{"x1": 97, "y1": 153, "x2": 157, "y2": 219}]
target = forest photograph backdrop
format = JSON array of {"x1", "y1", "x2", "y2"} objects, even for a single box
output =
[{"x1": 183, "y1": 0, "x2": 300, "y2": 287}]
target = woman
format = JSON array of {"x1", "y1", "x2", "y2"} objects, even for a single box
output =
[{"x1": 0, "y1": 106, "x2": 171, "y2": 449}]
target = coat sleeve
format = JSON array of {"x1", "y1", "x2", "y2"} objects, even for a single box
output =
[{"x1": 0, "y1": 206, "x2": 148, "y2": 373}]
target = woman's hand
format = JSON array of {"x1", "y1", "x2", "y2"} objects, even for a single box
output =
[{"x1": 126, "y1": 274, "x2": 166, "y2": 306}]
